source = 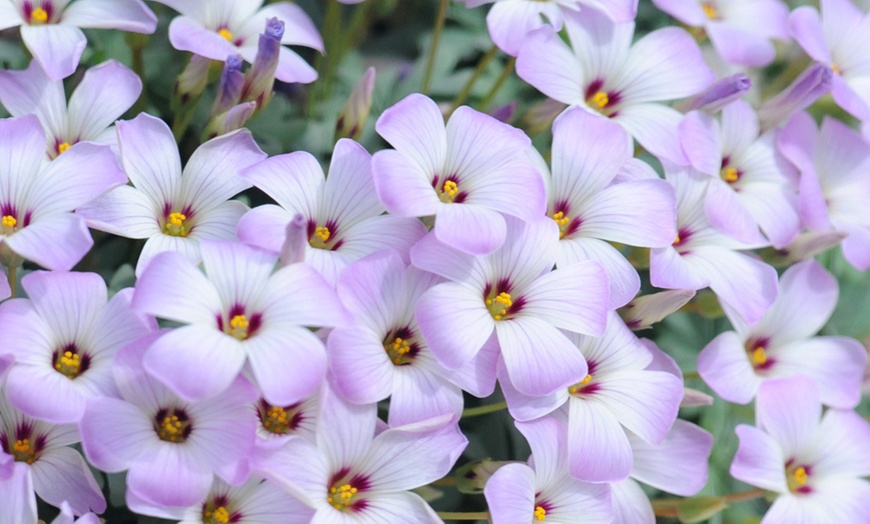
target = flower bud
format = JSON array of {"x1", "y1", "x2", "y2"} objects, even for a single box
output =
[
  {"x1": 679, "y1": 73, "x2": 751, "y2": 113},
  {"x1": 212, "y1": 54, "x2": 245, "y2": 117},
  {"x1": 203, "y1": 102, "x2": 256, "y2": 140},
  {"x1": 335, "y1": 67, "x2": 376, "y2": 141},
  {"x1": 758, "y1": 63, "x2": 832, "y2": 131},
  {"x1": 279, "y1": 214, "x2": 308, "y2": 268},
  {"x1": 243, "y1": 17, "x2": 284, "y2": 110}
]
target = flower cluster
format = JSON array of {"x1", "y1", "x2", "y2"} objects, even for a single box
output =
[{"x1": 0, "y1": 0, "x2": 868, "y2": 523}]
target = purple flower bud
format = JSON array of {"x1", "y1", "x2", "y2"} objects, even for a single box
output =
[
  {"x1": 679, "y1": 73, "x2": 751, "y2": 113},
  {"x1": 242, "y1": 17, "x2": 284, "y2": 109},
  {"x1": 758, "y1": 63, "x2": 832, "y2": 131},
  {"x1": 488, "y1": 101, "x2": 518, "y2": 123},
  {"x1": 212, "y1": 54, "x2": 246, "y2": 117},
  {"x1": 278, "y1": 213, "x2": 308, "y2": 268},
  {"x1": 204, "y1": 102, "x2": 256, "y2": 140},
  {"x1": 335, "y1": 67, "x2": 376, "y2": 141},
  {"x1": 173, "y1": 54, "x2": 211, "y2": 104},
  {"x1": 265, "y1": 17, "x2": 285, "y2": 41}
]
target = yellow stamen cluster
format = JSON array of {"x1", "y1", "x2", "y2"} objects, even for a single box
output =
[
  {"x1": 31, "y1": 7, "x2": 48, "y2": 24},
  {"x1": 228, "y1": 314, "x2": 250, "y2": 340},
  {"x1": 832, "y1": 64, "x2": 841, "y2": 75},
  {"x1": 163, "y1": 212, "x2": 188, "y2": 237},
  {"x1": 439, "y1": 180, "x2": 459, "y2": 203},
  {"x1": 673, "y1": 235, "x2": 681, "y2": 245},
  {"x1": 591, "y1": 91, "x2": 609, "y2": 109},
  {"x1": 309, "y1": 225, "x2": 333, "y2": 249},
  {"x1": 11, "y1": 438, "x2": 37, "y2": 464},
  {"x1": 203, "y1": 506, "x2": 230, "y2": 524},
  {"x1": 568, "y1": 374, "x2": 593, "y2": 395},
  {"x1": 54, "y1": 350, "x2": 82, "y2": 379},
  {"x1": 2, "y1": 215, "x2": 17, "y2": 233},
  {"x1": 262, "y1": 405, "x2": 291, "y2": 434},
  {"x1": 721, "y1": 167, "x2": 739, "y2": 183},
  {"x1": 786, "y1": 464, "x2": 810, "y2": 493},
  {"x1": 157, "y1": 414, "x2": 189, "y2": 443},
  {"x1": 751, "y1": 347, "x2": 767, "y2": 366},
  {"x1": 551, "y1": 211, "x2": 570, "y2": 238},
  {"x1": 702, "y1": 2, "x2": 718, "y2": 19},
  {"x1": 328, "y1": 484, "x2": 359, "y2": 510},
  {"x1": 218, "y1": 28, "x2": 233, "y2": 41},
  {"x1": 385, "y1": 336, "x2": 412, "y2": 365},
  {"x1": 485, "y1": 292, "x2": 513, "y2": 320},
  {"x1": 534, "y1": 505, "x2": 547, "y2": 521}
]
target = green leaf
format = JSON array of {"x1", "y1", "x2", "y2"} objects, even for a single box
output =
[{"x1": 677, "y1": 495, "x2": 729, "y2": 523}]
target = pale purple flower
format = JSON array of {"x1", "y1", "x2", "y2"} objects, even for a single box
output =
[
  {"x1": 698, "y1": 259, "x2": 866, "y2": 408},
  {"x1": 612, "y1": 420, "x2": 713, "y2": 523},
  {"x1": 649, "y1": 171, "x2": 779, "y2": 325},
  {"x1": 757, "y1": 64, "x2": 833, "y2": 132},
  {"x1": 0, "y1": 378, "x2": 105, "y2": 515},
  {"x1": 328, "y1": 250, "x2": 463, "y2": 426},
  {"x1": 731, "y1": 376, "x2": 870, "y2": 522},
  {"x1": 0, "y1": 114, "x2": 125, "y2": 270},
  {"x1": 77, "y1": 112, "x2": 267, "y2": 276},
  {"x1": 153, "y1": 0, "x2": 324, "y2": 84},
  {"x1": 413, "y1": 215, "x2": 609, "y2": 397},
  {"x1": 133, "y1": 240, "x2": 347, "y2": 404},
  {"x1": 543, "y1": 106, "x2": 676, "y2": 307},
  {"x1": 677, "y1": 100, "x2": 800, "y2": 249},
  {"x1": 238, "y1": 138, "x2": 426, "y2": 286},
  {"x1": 459, "y1": 0, "x2": 637, "y2": 56},
  {"x1": 516, "y1": 8, "x2": 715, "y2": 163},
  {"x1": 0, "y1": 0, "x2": 156, "y2": 80},
  {"x1": 485, "y1": 417, "x2": 612, "y2": 523},
  {"x1": 499, "y1": 312, "x2": 683, "y2": 482},
  {"x1": 372, "y1": 93, "x2": 545, "y2": 256},
  {"x1": 0, "y1": 59, "x2": 141, "y2": 159},
  {"x1": 653, "y1": 0, "x2": 789, "y2": 67},
  {"x1": 80, "y1": 331, "x2": 258, "y2": 508},
  {"x1": 779, "y1": 113, "x2": 870, "y2": 270},
  {"x1": 50, "y1": 502, "x2": 99, "y2": 524},
  {"x1": 253, "y1": 393, "x2": 317, "y2": 447},
  {"x1": 257, "y1": 387, "x2": 467, "y2": 523},
  {"x1": 789, "y1": 0, "x2": 870, "y2": 120},
  {"x1": 0, "y1": 271, "x2": 155, "y2": 424},
  {"x1": 678, "y1": 72, "x2": 751, "y2": 113}
]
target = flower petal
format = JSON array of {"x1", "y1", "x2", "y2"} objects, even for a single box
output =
[
  {"x1": 416, "y1": 282, "x2": 494, "y2": 370},
  {"x1": 697, "y1": 331, "x2": 760, "y2": 404},
  {"x1": 516, "y1": 26, "x2": 585, "y2": 105},
  {"x1": 5, "y1": 213, "x2": 93, "y2": 271},
  {"x1": 116, "y1": 113, "x2": 182, "y2": 208},
  {"x1": 567, "y1": 398, "x2": 633, "y2": 482},
  {"x1": 61, "y1": 0, "x2": 157, "y2": 32},
  {"x1": 484, "y1": 463, "x2": 535, "y2": 524},
  {"x1": 19, "y1": 25, "x2": 86, "y2": 81},
  {"x1": 247, "y1": 327, "x2": 327, "y2": 406},
  {"x1": 730, "y1": 424, "x2": 787, "y2": 493},
  {"x1": 31, "y1": 447, "x2": 105, "y2": 514},
  {"x1": 755, "y1": 376, "x2": 820, "y2": 457},
  {"x1": 68, "y1": 60, "x2": 142, "y2": 141},
  {"x1": 133, "y1": 250, "x2": 221, "y2": 324},
  {"x1": 629, "y1": 420, "x2": 712, "y2": 496}
]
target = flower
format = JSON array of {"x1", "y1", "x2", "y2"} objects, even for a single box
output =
[
  {"x1": 653, "y1": 0, "x2": 790, "y2": 67},
  {"x1": 257, "y1": 387, "x2": 467, "y2": 522},
  {"x1": 485, "y1": 416, "x2": 612, "y2": 523},
  {"x1": 372, "y1": 93, "x2": 545, "y2": 255},
  {"x1": 516, "y1": 8, "x2": 715, "y2": 163},
  {"x1": 730, "y1": 376, "x2": 870, "y2": 522},
  {"x1": 238, "y1": 138, "x2": 426, "y2": 286},
  {"x1": 413, "y1": 215, "x2": 609, "y2": 397},
  {"x1": 0, "y1": 0, "x2": 157, "y2": 80},
  {"x1": 133, "y1": 239, "x2": 347, "y2": 404},
  {"x1": 154, "y1": 0, "x2": 324, "y2": 83},
  {"x1": 698, "y1": 259, "x2": 866, "y2": 408},
  {"x1": 0, "y1": 114, "x2": 125, "y2": 270},
  {"x1": 80, "y1": 331, "x2": 258, "y2": 508},
  {"x1": 0, "y1": 378, "x2": 105, "y2": 515},
  {"x1": 77, "y1": 112, "x2": 267, "y2": 276},
  {"x1": 0, "y1": 59, "x2": 142, "y2": 159},
  {"x1": 0, "y1": 449, "x2": 37, "y2": 524},
  {"x1": 0, "y1": 270, "x2": 155, "y2": 424}
]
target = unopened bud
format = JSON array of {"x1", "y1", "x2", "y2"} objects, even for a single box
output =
[
  {"x1": 336, "y1": 67, "x2": 376, "y2": 141},
  {"x1": 620, "y1": 289, "x2": 696, "y2": 331},
  {"x1": 279, "y1": 214, "x2": 308, "y2": 267},
  {"x1": 204, "y1": 102, "x2": 256, "y2": 140},
  {"x1": 212, "y1": 54, "x2": 245, "y2": 117},
  {"x1": 758, "y1": 63, "x2": 832, "y2": 131},
  {"x1": 679, "y1": 73, "x2": 751, "y2": 113},
  {"x1": 243, "y1": 17, "x2": 284, "y2": 110},
  {"x1": 173, "y1": 54, "x2": 212, "y2": 106},
  {"x1": 455, "y1": 459, "x2": 513, "y2": 494},
  {"x1": 521, "y1": 97, "x2": 567, "y2": 137}
]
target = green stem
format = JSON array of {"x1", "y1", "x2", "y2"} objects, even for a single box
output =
[
  {"x1": 127, "y1": 33, "x2": 149, "y2": 115},
  {"x1": 683, "y1": 371, "x2": 700, "y2": 380},
  {"x1": 421, "y1": 0, "x2": 450, "y2": 94},
  {"x1": 651, "y1": 488, "x2": 765, "y2": 517},
  {"x1": 431, "y1": 476, "x2": 457, "y2": 486},
  {"x1": 451, "y1": 45, "x2": 499, "y2": 110},
  {"x1": 461, "y1": 401, "x2": 507, "y2": 418},
  {"x1": 309, "y1": 0, "x2": 342, "y2": 116},
  {"x1": 478, "y1": 57, "x2": 515, "y2": 110},
  {"x1": 7, "y1": 265, "x2": 15, "y2": 298},
  {"x1": 724, "y1": 488, "x2": 765, "y2": 503},
  {"x1": 436, "y1": 511, "x2": 490, "y2": 521}
]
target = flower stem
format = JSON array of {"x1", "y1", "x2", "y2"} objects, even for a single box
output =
[
  {"x1": 683, "y1": 370, "x2": 700, "y2": 380},
  {"x1": 436, "y1": 511, "x2": 490, "y2": 521},
  {"x1": 422, "y1": 0, "x2": 450, "y2": 94},
  {"x1": 6, "y1": 265, "x2": 15, "y2": 298},
  {"x1": 724, "y1": 488, "x2": 766, "y2": 503},
  {"x1": 479, "y1": 57, "x2": 516, "y2": 110},
  {"x1": 651, "y1": 488, "x2": 766, "y2": 517},
  {"x1": 462, "y1": 401, "x2": 507, "y2": 418},
  {"x1": 451, "y1": 45, "x2": 499, "y2": 111}
]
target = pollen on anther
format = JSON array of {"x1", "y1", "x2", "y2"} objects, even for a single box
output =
[
  {"x1": 591, "y1": 91, "x2": 609, "y2": 108},
  {"x1": 534, "y1": 505, "x2": 547, "y2": 521},
  {"x1": 57, "y1": 142, "x2": 71, "y2": 155},
  {"x1": 218, "y1": 28, "x2": 233, "y2": 41},
  {"x1": 30, "y1": 7, "x2": 48, "y2": 24},
  {"x1": 2, "y1": 215, "x2": 17, "y2": 229},
  {"x1": 751, "y1": 347, "x2": 767, "y2": 366},
  {"x1": 702, "y1": 2, "x2": 718, "y2": 19}
]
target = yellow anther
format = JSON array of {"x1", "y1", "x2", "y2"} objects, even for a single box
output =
[
  {"x1": 328, "y1": 483, "x2": 360, "y2": 510},
  {"x1": 54, "y1": 350, "x2": 82, "y2": 379},
  {"x1": 551, "y1": 211, "x2": 570, "y2": 238},
  {"x1": 11, "y1": 438, "x2": 37, "y2": 464},
  {"x1": 591, "y1": 91, "x2": 609, "y2": 109},
  {"x1": 156, "y1": 411, "x2": 190, "y2": 443},
  {"x1": 793, "y1": 466, "x2": 807, "y2": 486},
  {"x1": 673, "y1": 235, "x2": 681, "y2": 245},
  {"x1": 2, "y1": 215, "x2": 17, "y2": 229},
  {"x1": 832, "y1": 64, "x2": 840, "y2": 75},
  {"x1": 721, "y1": 167, "x2": 739, "y2": 183},
  {"x1": 702, "y1": 2, "x2": 718, "y2": 19},
  {"x1": 534, "y1": 505, "x2": 547, "y2": 521},
  {"x1": 163, "y1": 212, "x2": 189, "y2": 237},
  {"x1": 31, "y1": 7, "x2": 48, "y2": 24},
  {"x1": 228, "y1": 314, "x2": 250, "y2": 340},
  {"x1": 385, "y1": 336, "x2": 412, "y2": 365},
  {"x1": 486, "y1": 292, "x2": 513, "y2": 320},
  {"x1": 218, "y1": 28, "x2": 233, "y2": 41},
  {"x1": 438, "y1": 179, "x2": 460, "y2": 203},
  {"x1": 13, "y1": 439, "x2": 30, "y2": 454},
  {"x1": 202, "y1": 505, "x2": 231, "y2": 524},
  {"x1": 57, "y1": 142, "x2": 71, "y2": 155},
  {"x1": 568, "y1": 374, "x2": 593, "y2": 395},
  {"x1": 315, "y1": 226, "x2": 331, "y2": 242},
  {"x1": 751, "y1": 347, "x2": 767, "y2": 366}
]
